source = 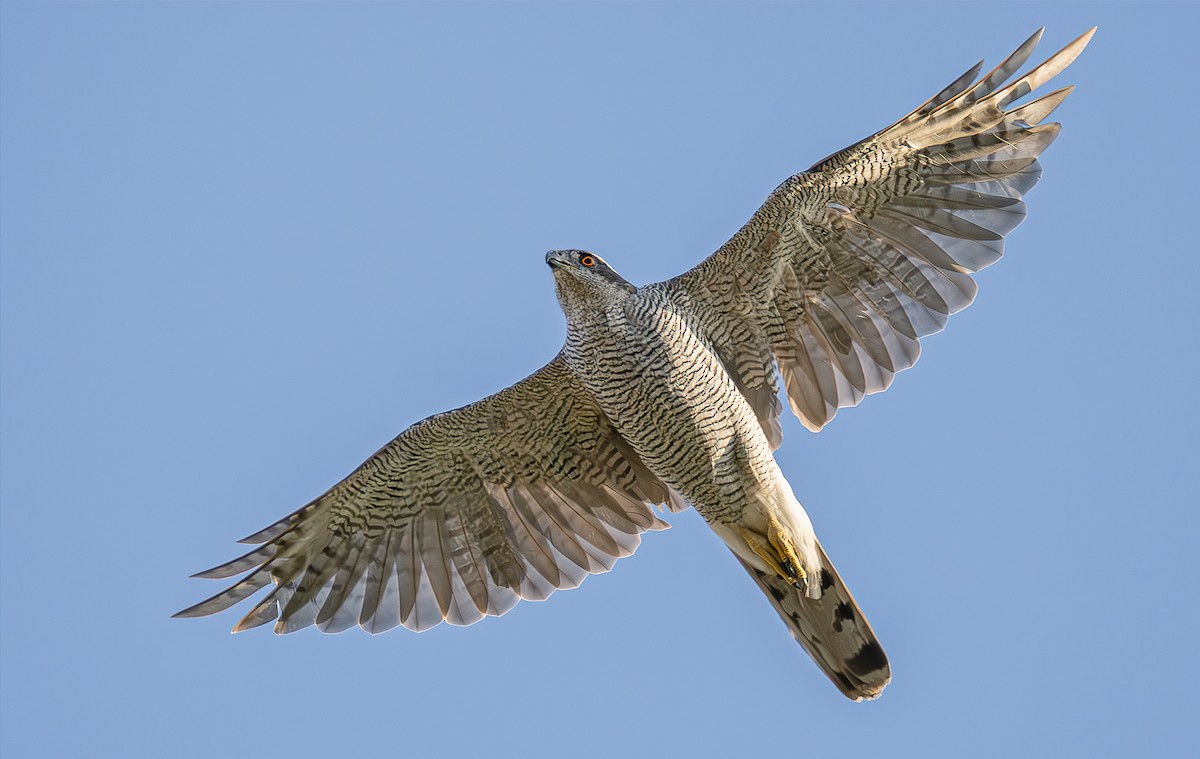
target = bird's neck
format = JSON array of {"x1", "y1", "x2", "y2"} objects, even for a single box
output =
[{"x1": 554, "y1": 278, "x2": 634, "y2": 322}]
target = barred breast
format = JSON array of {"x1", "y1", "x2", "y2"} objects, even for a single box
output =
[{"x1": 562, "y1": 287, "x2": 776, "y2": 523}]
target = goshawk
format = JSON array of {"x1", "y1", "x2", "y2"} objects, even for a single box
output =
[{"x1": 177, "y1": 29, "x2": 1094, "y2": 701}]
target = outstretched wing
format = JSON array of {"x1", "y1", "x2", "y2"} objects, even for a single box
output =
[
  {"x1": 175, "y1": 355, "x2": 680, "y2": 634},
  {"x1": 654, "y1": 28, "x2": 1094, "y2": 435}
]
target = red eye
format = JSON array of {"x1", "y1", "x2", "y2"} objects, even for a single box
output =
[{"x1": 580, "y1": 255, "x2": 596, "y2": 268}]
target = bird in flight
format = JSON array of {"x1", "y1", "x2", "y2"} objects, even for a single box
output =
[{"x1": 177, "y1": 28, "x2": 1095, "y2": 701}]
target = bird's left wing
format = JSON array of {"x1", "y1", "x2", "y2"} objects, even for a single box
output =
[
  {"x1": 651, "y1": 29, "x2": 1093, "y2": 436},
  {"x1": 175, "y1": 355, "x2": 680, "y2": 634}
]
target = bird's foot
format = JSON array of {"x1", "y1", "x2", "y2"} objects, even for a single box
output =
[{"x1": 740, "y1": 514, "x2": 807, "y2": 589}]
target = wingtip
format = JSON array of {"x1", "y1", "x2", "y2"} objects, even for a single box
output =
[
  {"x1": 1047, "y1": 26, "x2": 1097, "y2": 67},
  {"x1": 1075, "y1": 26, "x2": 1098, "y2": 51},
  {"x1": 231, "y1": 602, "x2": 278, "y2": 633}
]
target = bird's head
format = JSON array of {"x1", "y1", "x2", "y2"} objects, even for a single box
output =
[{"x1": 545, "y1": 249, "x2": 636, "y2": 313}]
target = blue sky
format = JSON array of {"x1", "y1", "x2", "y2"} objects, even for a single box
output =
[{"x1": 2, "y1": 2, "x2": 1197, "y2": 757}]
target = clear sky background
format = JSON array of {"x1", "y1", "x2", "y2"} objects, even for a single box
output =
[{"x1": 3, "y1": 2, "x2": 1197, "y2": 757}]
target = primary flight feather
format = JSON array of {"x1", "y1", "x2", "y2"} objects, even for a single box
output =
[{"x1": 177, "y1": 28, "x2": 1095, "y2": 701}]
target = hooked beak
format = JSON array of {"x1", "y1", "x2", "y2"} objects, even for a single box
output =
[{"x1": 545, "y1": 250, "x2": 573, "y2": 270}]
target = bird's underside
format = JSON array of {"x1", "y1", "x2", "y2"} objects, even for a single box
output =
[{"x1": 177, "y1": 28, "x2": 1094, "y2": 701}]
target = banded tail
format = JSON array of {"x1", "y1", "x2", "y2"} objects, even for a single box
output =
[{"x1": 736, "y1": 541, "x2": 890, "y2": 701}]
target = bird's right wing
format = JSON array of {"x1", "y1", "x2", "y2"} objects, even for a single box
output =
[
  {"x1": 653, "y1": 29, "x2": 1093, "y2": 437},
  {"x1": 175, "y1": 355, "x2": 680, "y2": 635}
]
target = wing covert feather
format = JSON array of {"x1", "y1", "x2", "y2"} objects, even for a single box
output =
[{"x1": 175, "y1": 355, "x2": 674, "y2": 633}]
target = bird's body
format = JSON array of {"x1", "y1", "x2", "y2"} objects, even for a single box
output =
[
  {"x1": 556, "y1": 256, "x2": 886, "y2": 695},
  {"x1": 177, "y1": 28, "x2": 1095, "y2": 701},
  {"x1": 560, "y1": 272, "x2": 818, "y2": 589},
  {"x1": 563, "y1": 281, "x2": 774, "y2": 526}
]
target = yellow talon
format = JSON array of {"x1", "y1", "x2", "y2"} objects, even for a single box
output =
[
  {"x1": 767, "y1": 512, "x2": 806, "y2": 585},
  {"x1": 739, "y1": 513, "x2": 806, "y2": 587}
]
